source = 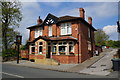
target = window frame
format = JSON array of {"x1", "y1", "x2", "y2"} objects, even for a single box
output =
[
  {"x1": 38, "y1": 42, "x2": 43, "y2": 54},
  {"x1": 48, "y1": 25, "x2": 52, "y2": 36},
  {"x1": 60, "y1": 22, "x2": 72, "y2": 35}
]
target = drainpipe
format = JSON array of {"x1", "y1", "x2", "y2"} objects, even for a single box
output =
[{"x1": 78, "y1": 33, "x2": 80, "y2": 64}]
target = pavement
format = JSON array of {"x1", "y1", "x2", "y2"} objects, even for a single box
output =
[
  {"x1": 79, "y1": 49, "x2": 117, "y2": 76},
  {"x1": 2, "y1": 49, "x2": 119, "y2": 77}
]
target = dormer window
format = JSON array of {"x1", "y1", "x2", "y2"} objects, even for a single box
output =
[{"x1": 60, "y1": 22, "x2": 71, "y2": 35}]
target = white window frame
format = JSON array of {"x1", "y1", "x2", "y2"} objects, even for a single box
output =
[
  {"x1": 30, "y1": 43, "x2": 35, "y2": 54},
  {"x1": 39, "y1": 27, "x2": 42, "y2": 36},
  {"x1": 35, "y1": 28, "x2": 43, "y2": 38},
  {"x1": 38, "y1": 42, "x2": 43, "y2": 54},
  {"x1": 60, "y1": 22, "x2": 71, "y2": 35},
  {"x1": 48, "y1": 25, "x2": 52, "y2": 36},
  {"x1": 35, "y1": 28, "x2": 39, "y2": 38},
  {"x1": 69, "y1": 41, "x2": 74, "y2": 53}
]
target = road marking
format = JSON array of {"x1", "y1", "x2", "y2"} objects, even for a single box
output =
[{"x1": 1, "y1": 72, "x2": 24, "y2": 78}]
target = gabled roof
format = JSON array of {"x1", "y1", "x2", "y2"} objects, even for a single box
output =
[
  {"x1": 58, "y1": 16, "x2": 80, "y2": 22},
  {"x1": 27, "y1": 13, "x2": 96, "y2": 31},
  {"x1": 27, "y1": 23, "x2": 43, "y2": 29}
]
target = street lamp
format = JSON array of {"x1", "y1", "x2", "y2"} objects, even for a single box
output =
[
  {"x1": 117, "y1": 20, "x2": 120, "y2": 41},
  {"x1": 16, "y1": 35, "x2": 22, "y2": 64}
]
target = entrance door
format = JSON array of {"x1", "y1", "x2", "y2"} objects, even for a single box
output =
[{"x1": 46, "y1": 46, "x2": 51, "y2": 58}]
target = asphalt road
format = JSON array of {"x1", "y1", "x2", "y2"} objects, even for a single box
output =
[{"x1": 2, "y1": 64, "x2": 115, "y2": 78}]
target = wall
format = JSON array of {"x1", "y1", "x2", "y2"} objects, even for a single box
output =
[
  {"x1": 29, "y1": 28, "x2": 35, "y2": 41},
  {"x1": 52, "y1": 55, "x2": 78, "y2": 64}
]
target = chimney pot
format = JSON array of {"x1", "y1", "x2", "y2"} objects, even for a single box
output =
[
  {"x1": 88, "y1": 17, "x2": 92, "y2": 25},
  {"x1": 37, "y1": 16, "x2": 42, "y2": 24},
  {"x1": 79, "y1": 8, "x2": 85, "y2": 19}
]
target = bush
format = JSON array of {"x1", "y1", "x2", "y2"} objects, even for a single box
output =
[{"x1": 2, "y1": 49, "x2": 17, "y2": 58}]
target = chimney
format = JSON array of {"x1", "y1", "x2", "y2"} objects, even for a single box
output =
[
  {"x1": 88, "y1": 17, "x2": 92, "y2": 25},
  {"x1": 79, "y1": 8, "x2": 85, "y2": 19},
  {"x1": 37, "y1": 16, "x2": 42, "y2": 24}
]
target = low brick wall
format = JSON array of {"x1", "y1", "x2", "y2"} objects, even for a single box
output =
[
  {"x1": 29, "y1": 54, "x2": 35, "y2": 60},
  {"x1": 20, "y1": 50, "x2": 28, "y2": 59},
  {"x1": 52, "y1": 55, "x2": 77, "y2": 64}
]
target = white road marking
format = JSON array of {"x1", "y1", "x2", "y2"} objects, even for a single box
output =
[{"x1": 1, "y1": 72, "x2": 24, "y2": 78}]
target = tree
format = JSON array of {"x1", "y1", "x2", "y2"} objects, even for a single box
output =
[
  {"x1": 0, "y1": 0, "x2": 22, "y2": 50},
  {"x1": 94, "y1": 29, "x2": 109, "y2": 46}
]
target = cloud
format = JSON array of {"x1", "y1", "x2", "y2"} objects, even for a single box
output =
[
  {"x1": 58, "y1": 8, "x2": 79, "y2": 17},
  {"x1": 103, "y1": 25, "x2": 118, "y2": 40},
  {"x1": 42, "y1": 2, "x2": 61, "y2": 7},
  {"x1": 84, "y1": 3, "x2": 118, "y2": 18},
  {"x1": 17, "y1": 0, "x2": 119, "y2": 2},
  {"x1": 15, "y1": 2, "x2": 41, "y2": 44}
]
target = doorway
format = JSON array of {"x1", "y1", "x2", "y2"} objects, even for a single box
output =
[{"x1": 46, "y1": 46, "x2": 51, "y2": 58}]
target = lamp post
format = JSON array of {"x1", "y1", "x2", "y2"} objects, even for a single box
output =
[
  {"x1": 117, "y1": 21, "x2": 120, "y2": 41},
  {"x1": 16, "y1": 35, "x2": 22, "y2": 64}
]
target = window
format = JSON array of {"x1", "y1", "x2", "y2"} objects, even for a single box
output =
[
  {"x1": 59, "y1": 46, "x2": 66, "y2": 53},
  {"x1": 69, "y1": 41, "x2": 74, "y2": 54},
  {"x1": 38, "y1": 42, "x2": 43, "y2": 54},
  {"x1": 69, "y1": 46, "x2": 73, "y2": 52},
  {"x1": 88, "y1": 42, "x2": 91, "y2": 51},
  {"x1": 30, "y1": 43, "x2": 35, "y2": 54},
  {"x1": 88, "y1": 28, "x2": 90, "y2": 38},
  {"x1": 39, "y1": 46, "x2": 42, "y2": 54},
  {"x1": 61, "y1": 23, "x2": 71, "y2": 35},
  {"x1": 52, "y1": 46, "x2": 56, "y2": 53},
  {"x1": 35, "y1": 28, "x2": 42, "y2": 38},
  {"x1": 39, "y1": 42, "x2": 43, "y2": 45},
  {"x1": 31, "y1": 47, "x2": 35, "y2": 52},
  {"x1": 39, "y1": 28, "x2": 42, "y2": 36},
  {"x1": 35, "y1": 28, "x2": 39, "y2": 38},
  {"x1": 49, "y1": 25, "x2": 52, "y2": 36}
]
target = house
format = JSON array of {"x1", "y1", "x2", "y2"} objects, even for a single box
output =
[{"x1": 27, "y1": 8, "x2": 96, "y2": 64}]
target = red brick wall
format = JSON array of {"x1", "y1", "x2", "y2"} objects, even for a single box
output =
[
  {"x1": 43, "y1": 26, "x2": 48, "y2": 36},
  {"x1": 72, "y1": 23, "x2": 79, "y2": 38},
  {"x1": 29, "y1": 54, "x2": 35, "y2": 60},
  {"x1": 29, "y1": 28, "x2": 35, "y2": 41},
  {"x1": 57, "y1": 25, "x2": 60, "y2": 36},
  {"x1": 52, "y1": 24, "x2": 57, "y2": 36},
  {"x1": 52, "y1": 55, "x2": 78, "y2": 64},
  {"x1": 36, "y1": 55, "x2": 45, "y2": 59},
  {"x1": 20, "y1": 50, "x2": 29, "y2": 59},
  {"x1": 79, "y1": 21, "x2": 91, "y2": 62}
]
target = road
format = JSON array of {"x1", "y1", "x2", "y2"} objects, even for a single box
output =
[{"x1": 2, "y1": 64, "x2": 114, "y2": 78}]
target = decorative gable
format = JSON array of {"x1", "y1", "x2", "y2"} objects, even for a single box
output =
[{"x1": 43, "y1": 13, "x2": 58, "y2": 26}]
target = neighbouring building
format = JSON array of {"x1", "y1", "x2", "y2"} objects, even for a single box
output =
[{"x1": 26, "y1": 8, "x2": 96, "y2": 64}]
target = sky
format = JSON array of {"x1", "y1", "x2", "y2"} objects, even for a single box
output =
[{"x1": 15, "y1": 0, "x2": 119, "y2": 44}]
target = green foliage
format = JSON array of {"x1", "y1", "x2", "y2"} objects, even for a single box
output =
[
  {"x1": 0, "y1": 0, "x2": 22, "y2": 50},
  {"x1": 106, "y1": 40, "x2": 120, "y2": 48},
  {"x1": 95, "y1": 29, "x2": 109, "y2": 46},
  {"x1": 2, "y1": 49, "x2": 17, "y2": 57}
]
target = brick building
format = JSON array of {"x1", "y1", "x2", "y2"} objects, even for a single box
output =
[{"x1": 27, "y1": 8, "x2": 96, "y2": 64}]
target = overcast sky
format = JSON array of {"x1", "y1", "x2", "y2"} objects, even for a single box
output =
[{"x1": 15, "y1": 0, "x2": 119, "y2": 44}]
